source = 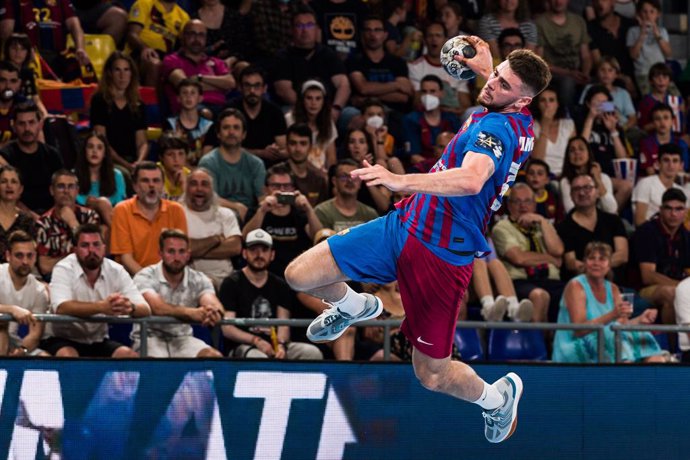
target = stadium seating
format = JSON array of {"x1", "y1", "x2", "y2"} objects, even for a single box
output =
[
  {"x1": 488, "y1": 329, "x2": 548, "y2": 361},
  {"x1": 453, "y1": 327, "x2": 484, "y2": 361}
]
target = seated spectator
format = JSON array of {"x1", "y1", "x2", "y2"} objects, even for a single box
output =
[
  {"x1": 90, "y1": 52, "x2": 148, "y2": 171},
  {"x1": 220, "y1": 229, "x2": 323, "y2": 359},
  {"x1": 272, "y1": 5, "x2": 350, "y2": 113},
  {"x1": 633, "y1": 188, "x2": 690, "y2": 327},
  {"x1": 473, "y1": 238, "x2": 534, "y2": 322},
  {"x1": 0, "y1": 102, "x2": 63, "y2": 216},
  {"x1": 0, "y1": 61, "x2": 27, "y2": 148},
  {"x1": 3, "y1": 34, "x2": 48, "y2": 119},
  {"x1": 74, "y1": 132, "x2": 127, "y2": 227},
  {"x1": 557, "y1": 173, "x2": 628, "y2": 283},
  {"x1": 633, "y1": 143, "x2": 685, "y2": 226},
  {"x1": 637, "y1": 63, "x2": 686, "y2": 135},
  {"x1": 579, "y1": 56, "x2": 637, "y2": 132},
  {"x1": 182, "y1": 168, "x2": 242, "y2": 289},
  {"x1": 125, "y1": 0, "x2": 189, "y2": 86},
  {"x1": 277, "y1": 123, "x2": 328, "y2": 207},
  {"x1": 111, "y1": 162, "x2": 188, "y2": 276},
  {"x1": 250, "y1": 0, "x2": 294, "y2": 63},
  {"x1": 225, "y1": 66, "x2": 287, "y2": 166},
  {"x1": 311, "y1": 0, "x2": 369, "y2": 62},
  {"x1": 347, "y1": 15, "x2": 413, "y2": 114},
  {"x1": 492, "y1": 183, "x2": 565, "y2": 323},
  {"x1": 407, "y1": 22, "x2": 471, "y2": 114},
  {"x1": 132, "y1": 229, "x2": 223, "y2": 358},
  {"x1": 198, "y1": 108, "x2": 266, "y2": 221},
  {"x1": 314, "y1": 159, "x2": 378, "y2": 232},
  {"x1": 535, "y1": 0, "x2": 592, "y2": 107},
  {"x1": 195, "y1": 0, "x2": 256, "y2": 63},
  {"x1": 0, "y1": 230, "x2": 49, "y2": 356},
  {"x1": 243, "y1": 163, "x2": 322, "y2": 278},
  {"x1": 531, "y1": 86, "x2": 575, "y2": 177},
  {"x1": 156, "y1": 132, "x2": 190, "y2": 202},
  {"x1": 403, "y1": 75, "x2": 460, "y2": 172},
  {"x1": 41, "y1": 224, "x2": 150, "y2": 357},
  {"x1": 0, "y1": 166, "x2": 35, "y2": 263},
  {"x1": 36, "y1": 170, "x2": 100, "y2": 279},
  {"x1": 165, "y1": 79, "x2": 214, "y2": 166},
  {"x1": 342, "y1": 128, "x2": 392, "y2": 214},
  {"x1": 478, "y1": 0, "x2": 538, "y2": 57},
  {"x1": 0, "y1": 0, "x2": 91, "y2": 80},
  {"x1": 578, "y1": 85, "x2": 632, "y2": 212},
  {"x1": 383, "y1": 1, "x2": 418, "y2": 60},
  {"x1": 638, "y1": 105, "x2": 689, "y2": 176},
  {"x1": 560, "y1": 136, "x2": 618, "y2": 214},
  {"x1": 626, "y1": 0, "x2": 672, "y2": 95},
  {"x1": 285, "y1": 80, "x2": 337, "y2": 172},
  {"x1": 524, "y1": 159, "x2": 564, "y2": 224},
  {"x1": 73, "y1": 0, "x2": 128, "y2": 46},
  {"x1": 552, "y1": 241, "x2": 665, "y2": 363},
  {"x1": 160, "y1": 19, "x2": 235, "y2": 116}
]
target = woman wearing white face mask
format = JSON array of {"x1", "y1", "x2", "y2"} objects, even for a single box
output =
[
  {"x1": 402, "y1": 75, "x2": 461, "y2": 172},
  {"x1": 360, "y1": 99, "x2": 406, "y2": 176}
]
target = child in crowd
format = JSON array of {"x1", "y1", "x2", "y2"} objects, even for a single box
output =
[
  {"x1": 156, "y1": 132, "x2": 191, "y2": 201},
  {"x1": 165, "y1": 78, "x2": 214, "y2": 166},
  {"x1": 637, "y1": 63, "x2": 686, "y2": 136},
  {"x1": 638, "y1": 103, "x2": 689, "y2": 176},
  {"x1": 525, "y1": 159, "x2": 564, "y2": 224},
  {"x1": 580, "y1": 57, "x2": 637, "y2": 132},
  {"x1": 626, "y1": 0, "x2": 672, "y2": 94}
]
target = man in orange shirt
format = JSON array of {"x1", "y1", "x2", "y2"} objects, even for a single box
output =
[{"x1": 110, "y1": 161, "x2": 187, "y2": 275}]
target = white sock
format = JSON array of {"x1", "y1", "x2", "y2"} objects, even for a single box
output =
[
  {"x1": 480, "y1": 295, "x2": 494, "y2": 310},
  {"x1": 507, "y1": 296, "x2": 520, "y2": 317},
  {"x1": 333, "y1": 285, "x2": 368, "y2": 316},
  {"x1": 474, "y1": 381, "x2": 504, "y2": 410}
]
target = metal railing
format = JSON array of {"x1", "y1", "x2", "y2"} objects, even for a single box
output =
[
  {"x1": 0, "y1": 313, "x2": 628, "y2": 362},
  {"x1": 611, "y1": 323, "x2": 690, "y2": 362}
]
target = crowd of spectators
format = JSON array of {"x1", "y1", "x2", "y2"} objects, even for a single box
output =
[{"x1": 0, "y1": 0, "x2": 689, "y2": 363}]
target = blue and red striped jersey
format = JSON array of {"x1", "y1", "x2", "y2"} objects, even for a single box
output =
[{"x1": 395, "y1": 107, "x2": 535, "y2": 265}]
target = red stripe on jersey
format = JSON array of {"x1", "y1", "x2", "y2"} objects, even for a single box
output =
[
  {"x1": 422, "y1": 195, "x2": 438, "y2": 242},
  {"x1": 439, "y1": 199, "x2": 453, "y2": 247}
]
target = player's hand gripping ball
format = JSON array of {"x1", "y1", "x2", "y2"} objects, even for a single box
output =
[{"x1": 440, "y1": 35, "x2": 477, "y2": 81}]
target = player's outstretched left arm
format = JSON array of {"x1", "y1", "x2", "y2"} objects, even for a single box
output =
[{"x1": 352, "y1": 153, "x2": 495, "y2": 197}]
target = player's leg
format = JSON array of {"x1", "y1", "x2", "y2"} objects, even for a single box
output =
[{"x1": 284, "y1": 240, "x2": 351, "y2": 302}]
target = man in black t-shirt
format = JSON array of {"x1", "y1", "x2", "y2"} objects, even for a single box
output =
[
  {"x1": 0, "y1": 102, "x2": 63, "y2": 216},
  {"x1": 219, "y1": 229, "x2": 322, "y2": 359}
]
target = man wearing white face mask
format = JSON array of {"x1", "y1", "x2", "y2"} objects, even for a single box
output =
[{"x1": 402, "y1": 74, "x2": 460, "y2": 172}]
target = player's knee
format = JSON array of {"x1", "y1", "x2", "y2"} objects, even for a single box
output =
[
  {"x1": 284, "y1": 260, "x2": 306, "y2": 291},
  {"x1": 413, "y1": 361, "x2": 447, "y2": 393}
]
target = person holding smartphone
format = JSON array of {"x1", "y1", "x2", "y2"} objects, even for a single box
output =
[{"x1": 242, "y1": 163, "x2": 322, "y2": 278}]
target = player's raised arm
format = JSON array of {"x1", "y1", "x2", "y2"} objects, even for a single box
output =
[{"x1": 453, "y1": 36, "x2": 494, "y2": 81}]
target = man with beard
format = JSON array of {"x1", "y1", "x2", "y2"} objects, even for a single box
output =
[
  {"x1": 220, "y1": 229, "x2": 322, "y2": 359},
  {"x1": 161, "y1": 20, "x2": 235, "y2": 116},
  {"x1": 285, "y1": 40, "x2": 551, "y2": 443},
  {"x1": 41, "y1": 223, "x2": 149, "y2": 357},
  {"x1": 277, "y1": 123, "x2": 328, "y2": 207},
  {"x1": 198, "y1": 108, "x2": 265, "y2": 221},
  {"x1": 314, "y1": 159, "x2": 378, "y2": 232},
  {"x1": 132, "y1": 229, "x2": 223, "y2": 358},
  {"x1": 111, "y1": 161, "x2": 187, "y2": 276},
  {"x1": 0, "y1": 62, "x2": 26, "y2": 148},
  {"x1": 182, "y1": 168, "x2": 242, "y2": 289},
  {"x1": 0, "y1": 230, "x2": 50, "y2": 357},
  {"x1": 36, "y1": 170, "x2": 100, "y2": 279},
  {"x1": 0, "y1": 102, "x2": 63, "y2": 216}
]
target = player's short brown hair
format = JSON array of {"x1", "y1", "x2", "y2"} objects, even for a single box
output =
[{"x1": 507, "y1": 49, "x2": 551, "y2": 97}]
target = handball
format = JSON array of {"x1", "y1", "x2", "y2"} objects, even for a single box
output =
[{"x1": 440, "y1": 35, "x2": 477, "y2": 81}]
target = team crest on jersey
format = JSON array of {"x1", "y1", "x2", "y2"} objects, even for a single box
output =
[{"x1": 475, "y1": 132, "x2": 503, "y2": 159}]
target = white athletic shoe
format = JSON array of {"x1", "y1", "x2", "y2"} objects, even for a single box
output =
[
  {"x1": 481, "y1": 295, "x2": 508, "y2": 322},
  {"x1": 482, "y1": 372, "x2": 523, "y2": 443},
  {"x1": 307, "y1": 293, "x2": 383, "y2": 343},
  {"x1": 508, "y1": 299, "x2": 534, "y2": 322}
]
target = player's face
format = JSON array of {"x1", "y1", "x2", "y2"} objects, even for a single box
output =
[
  {"x1": 658, "y1": 154, "x2": 683, "y2": 178},
  {"x1": 134, "y1": 168, "x2": 164, "y2": 207},
  {"x1": 652, "y1": 110, "x2": 673, "y2": 134},
  {"x1": 286, "y1": 133, "x2": 311, "y2": 163},
  {"x1": 424, "y1": 24, "x2": 446, "y2": 56},
  {"x1": 6, "y1": 241, "x2": 35, "y2": 278},
  {"x1": 50, "y1": 174, "x2": 79, "y2": 207},
  {"x1": 525, "y1": 165, "x2": 549, "y2": 190},
  {"x1": 75, "y1": 232, "x2": 105, "y2": 271},
  {"x1": 583, "y1": 250, "x2": 610, "y2": 278},
  {"x1": 218, "y1": 115, "x2": 246, "y2": 150},
  {"x1": 0, "y1": 170, "x2": 23, "y2": 203},
  {"x1": 160, "y1": 237, "x2": 190, "y2": 275},
  {"x1": 659, "y1": 199, "x2": 686, "y2": 231},
  {"x1": 303, "y1": 89, "x2": 324, "y2": 117},
  {"x1": 85, "y1": 136, "x2": 105, "y2": 168},
  {"x1": 110, "y1": 59, "x2": 132, "y2": 91},
  {"x1": 185, "y1": 170, "x2": 214, "y2": 211},
  {"x1": 478, "y1": 61, "x2": 530, "y2": 112},
  {"x1": 347, "y1": 130, "x2": 369, "y2": 162},
  {"x1": 293, "y1": 14, "x2": 317, "y2": 49},
  {"x1": 361, "y1": 20, "x2": 387, "y2": 51},
  {"x1": 241, "y1": 74, "x2": 265, "y2": 107},
  {"x1": 570, "y1": 176, "x2": 597, "y2": 208},
  {"x1": 243, "y1": 245, "x2": 274, "y2": 272}
]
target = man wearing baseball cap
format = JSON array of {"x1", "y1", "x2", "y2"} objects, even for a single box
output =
[{"x1": 219, "y1": 229, "x2": 322, "y2": 359}]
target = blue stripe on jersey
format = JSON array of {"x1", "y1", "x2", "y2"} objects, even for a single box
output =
[{"x1": 395, "y1": 107, "x2": 535, "y2": 265}]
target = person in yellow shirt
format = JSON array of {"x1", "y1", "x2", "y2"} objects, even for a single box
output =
[
  {"x1": 125, "y1": 0, "x2": 190, "y2": 85},
  {"x1": 156, "y1": 132, "x2": 191, "y2": 201}
]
